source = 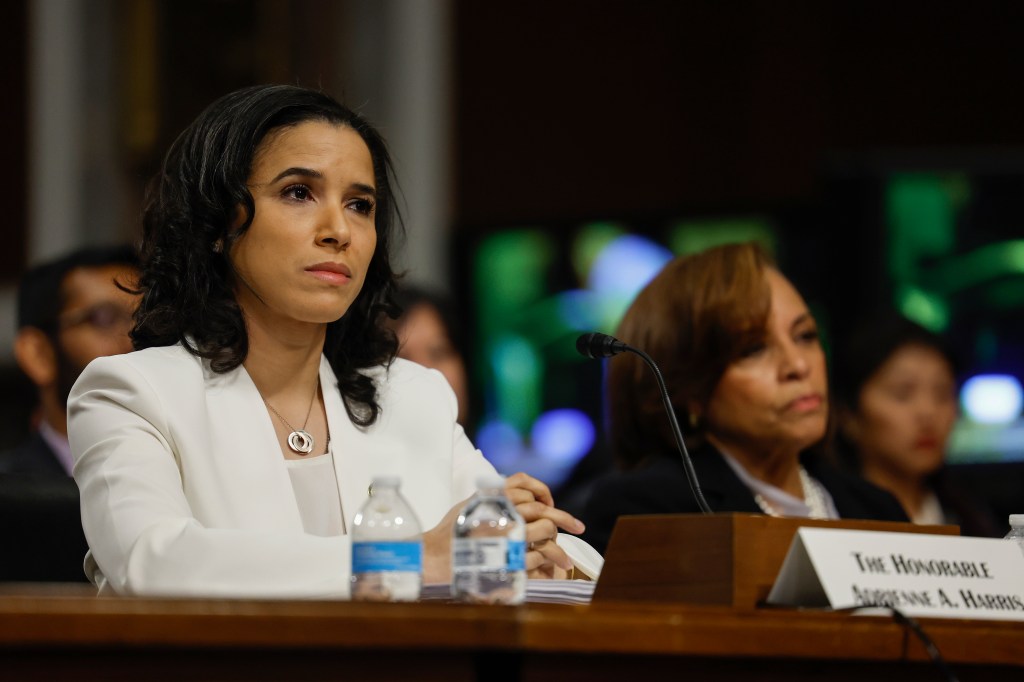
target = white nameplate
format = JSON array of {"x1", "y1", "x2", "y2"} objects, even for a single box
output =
[{"x1": 767, "y1": 528, "x2": 1024, "y2": 621}]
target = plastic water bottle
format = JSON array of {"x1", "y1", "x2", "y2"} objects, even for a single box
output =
[
  {"x1": 1004, "y1": 514, "x2": 1024, "y2": 558},
  {"x1": 351, "y1": 476, "x2": 422, "y2": 601},
  {"x1": 451, "y1": 475, "x2": 526, "y2": 604}
]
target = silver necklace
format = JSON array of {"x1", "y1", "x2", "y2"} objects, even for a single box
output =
[
  {"x1": 754, "y1": 466, "x2": 830, "y2": 519},
  {"x1": 264, "y1": 377, "x2": 319, "y2": 455}
]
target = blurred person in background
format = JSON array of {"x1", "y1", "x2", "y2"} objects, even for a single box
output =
[
  {"x1": 833, "y1": 313, "x2": 1001, "y2": 537},
  {"x1": 581, "y1": 243, "x2": 907, "y2": 554},
  {"x1": 387, "y1": 286, "x2": 471, "y2": 428},
  {"x1": 1, "y1": 245, "x2": 139, "y2": 475},
  {"x1": 0, "y1": 245, "x2": 138, "y2": 582}
]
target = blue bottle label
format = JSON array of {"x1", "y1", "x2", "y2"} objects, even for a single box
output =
[
  {"x1": 352, "y1": 541, "x2": 423, "y2": 573},
  {"x1": 507, "y1": 539, "x2": 526, "y2": 571},
  {"x1": 453, "y1": 538, "x2": 526, "y2": 571}
]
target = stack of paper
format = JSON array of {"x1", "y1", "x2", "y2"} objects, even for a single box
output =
[{"x1": 420, "y1": 579, "x2": 595, "y2": 605}]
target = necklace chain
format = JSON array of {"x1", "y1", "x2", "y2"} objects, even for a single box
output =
[
  {"x1": 264, "y1": 377, "x2": 320, "y2": 455},
  {"x1": 754, "y1": 466, "x2": 830, "y2": 519}
]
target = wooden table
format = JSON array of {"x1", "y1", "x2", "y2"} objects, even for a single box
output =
[{"x1": 0, "y1": 584, "x2": 1020, "y2": 681}]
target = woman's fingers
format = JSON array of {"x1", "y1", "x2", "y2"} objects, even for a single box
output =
[
  {"x1": 516, "y1": 500, "x2": 585, "y2": 534},
  {"x1": 503, "y1": 472, "x2": 585, "y2": 534},
  {"x1": 505, "y1": 487, "x2": 537, "y2": 506},
  {"x1": 528, "y1": 532, "x2": 577, "y2": 569},
  {"x1": 524, "y1": 522, "x2": 573, "y2": 572},
  {"x1": 422, "y1": 497, "x2": 471, "y2": 584},
  {"x1": 500, "y1": 472, "x2": 581, "y2": 577},
  {"x1": 525, "y1": 517, "x2": 558, "y2": 545},
  {"x1": 526, "y1": 560, "x2": 569, "y2": 580},
  {"x1": 504, "y1": 472, "x2": 554, "y2": 506}
]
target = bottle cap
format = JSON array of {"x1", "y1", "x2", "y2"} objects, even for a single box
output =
[
  {"x1": 1010, "y1": 514, "x2": 1024, "y2": 527},
  {"x1": 370, "y1": 475, "x2": 401, "y2": 489},
  {"x1": 476, "y1": 475, "x2": 507, "y2": 492}
]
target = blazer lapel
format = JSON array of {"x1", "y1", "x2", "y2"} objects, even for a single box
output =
[
  {"x1": 692, "y1": 445, "x2": 764, "y2": 514},
  {"x1": 321, "y1": 357, "x2": 376, "y2": 533},
  {"x1": 203, "y1": 361, "x2": 305, "y2": 530}
]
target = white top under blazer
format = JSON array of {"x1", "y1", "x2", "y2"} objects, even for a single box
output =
[{"x1": 68, "y1": 344, "x2": 498, "y2": 598}]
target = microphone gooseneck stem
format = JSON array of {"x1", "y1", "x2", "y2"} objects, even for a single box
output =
[{"x1": 625, "y1": 346, "x2": 713, "y2": 514}]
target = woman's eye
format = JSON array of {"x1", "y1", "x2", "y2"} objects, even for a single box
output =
[
  {"x1": 887, "y1": 385, "x2": 914, "y2": 402},
  {"x1": 348, "y1": 198, "x2": 375, "y2": 216},
  {"x1": 798, "y1": 328, "x2": 820, "y2": 343},
  {"x1": 739, "y1": 342, "x2": 766, "y2": 358},
  {"x1": 933, "y1": 386, "x2": 956, "y2": 405},
  {"x1": 283, "y1": 185, "x2": 312, "y2": 201}
]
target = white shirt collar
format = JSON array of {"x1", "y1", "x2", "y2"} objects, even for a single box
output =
[
  {"x1": 39, "y1": 420, "x2": 74, "y2": 476},
  {"x1": 720, "y1": 449, "x2": 839, "y2": 519}
]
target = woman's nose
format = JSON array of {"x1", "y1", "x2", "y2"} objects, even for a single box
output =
[
  {"x1": 779, "y1": 341, "x2": 810, "y2": 379},
  {"x1": 914, "y1": 396, "x2": 947, "y2": 422},
  {"x1": 316, "y1": 204, "x2": 351, "y2": 248}
]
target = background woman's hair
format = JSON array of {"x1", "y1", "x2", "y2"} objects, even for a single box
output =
[
  {"x1": 831, "y1": 312, "x2": 959, "y2": 469},
  {"x1": 832, "y1": 313, "x2": 959, "y2": 418},
  {"x1": 391, "y1": 285, "x2": 467, "y2": 361},
  {"x1": 133, "y1": 84, "x2": 402, "y2": 426},
  {"x1": 608, "y1": 242, "x2": 774, "y2": 469}
]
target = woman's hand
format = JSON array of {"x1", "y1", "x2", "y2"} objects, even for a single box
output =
[
  {"x1": 422, "y1": 473, "x2": 585, "y2": 583},
  {"x1": 421, "y1": 500, "x2": 465, "y2": 584},
  {"x1": 503, "y1": 472, "x2": 585, "y2": 579}
]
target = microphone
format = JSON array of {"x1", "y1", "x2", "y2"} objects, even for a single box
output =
[
  {"x1": 577, "y1": 332, "x2": 712, "y2": 514},
  {"x1": 576, "y1": 332, "x2": 627, "y2": 359}
]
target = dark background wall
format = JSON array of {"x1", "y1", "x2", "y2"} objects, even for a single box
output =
[
  {"x1": 1, "y1": 1, "x2": 27, "y2": 276},
  {"x1": 8, "y1": 1, "x2": 1024, "y2": 259},
  {"x1": 454, "y1": 1, "x2": 1024, "y2": 226},
  {"x1": 451, "y1": 0, "x2": 1024, "y2": 396}
]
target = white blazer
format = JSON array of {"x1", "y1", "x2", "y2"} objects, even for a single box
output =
[{"x1": 68, "y1": 344, "x2": 497, "y2": 598}]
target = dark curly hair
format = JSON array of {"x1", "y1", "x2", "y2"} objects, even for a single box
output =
[{"x1": 133, "y1": 84, "x2": 401, "y2": 426}]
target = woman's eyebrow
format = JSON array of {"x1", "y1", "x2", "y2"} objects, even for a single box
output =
[
  {"x1": 350, "y1": 182, "x2": 377, "y2": 197},
  {"x1": 269, "y1": 166, "x2": 322, "y2": 183},
  {"x1": 263, "y1": 169, "x2": 375, "y2": 197},
  {"x1": 789, "y1": 312, "x2": 812, "y2": 330}
]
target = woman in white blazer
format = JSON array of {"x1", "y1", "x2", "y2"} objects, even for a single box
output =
[{"x1": 68, "y1": 85, "x2": 588, "y2": 597}]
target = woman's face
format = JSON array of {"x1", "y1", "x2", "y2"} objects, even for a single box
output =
[
  {"x1": 847, "y1": 344, "x2": 957, "y2": 479},
  {"x1": 229, "y1": 120, "x2": 377, "y2": 329},
  {"x1": 396, "y1": 302, "x2": 470, "y2": 425},
  {"x1": 702, "y1": 268, "x2": 828, "y2": 459}
]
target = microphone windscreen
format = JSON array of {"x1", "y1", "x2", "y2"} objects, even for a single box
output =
[
  {"x1": 576, "y1": 332, "x2": 626, "y2": 359},
  {"x1": 576, "y1": 333, "x2": 598, "y2": 358}
]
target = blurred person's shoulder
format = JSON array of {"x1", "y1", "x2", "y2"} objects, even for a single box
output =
[
  {"x1": 0, "y1": 432, "x2": 64, "y2": 476},
  {"x1": 804, "y1": 455, "x2": 909, "y2": 522},
  {"x1": 374, "y1": 356, "x2": 448, "y2": 389}
]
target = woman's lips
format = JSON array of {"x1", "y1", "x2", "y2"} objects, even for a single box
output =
[
  {"x1": 306, "y1": 262, "x2": 352, "y2": 285},
  {"x1": 788, "y1": 393, "x2": 824, "y2": 413}
]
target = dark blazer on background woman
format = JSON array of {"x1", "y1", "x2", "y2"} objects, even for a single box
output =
[{"x1": 581, "y1": 443, "x2": 909, "y2": 555}]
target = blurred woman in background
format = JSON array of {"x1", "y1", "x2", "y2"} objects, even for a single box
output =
[
  {"x1": 581, "y1": 242, "x2": 907, "y2": 554},
  {"x1": 833, "y1": 314, "x2": 1001, "y2": 537},
  {"x1": 388, "y1": 286, "x2": 471, "y2": 428}
]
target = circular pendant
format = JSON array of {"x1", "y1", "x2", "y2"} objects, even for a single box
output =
[{"x1": 287, "y1": 430, "x2": 314, "y2": 455}]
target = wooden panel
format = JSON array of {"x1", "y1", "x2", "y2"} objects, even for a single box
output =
[
  {"x1": 0, "y1": 592, "x2": 518, "y2": 649},
  {"x1": 0, "y1": 588, "x2": 1021, "y2": 678},
  {"x1": 1, "y1": 649, "x2": 479, "y2": 682},
  {"x1": 593, "y1": 513, "x2": 958, "y2": 609},
  {"x1": 521, "y1": 603, "x2": 906, "y2": 660},
  {"x1": 520, "y1": 655, "x2": 1021, "y2": 682}
]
